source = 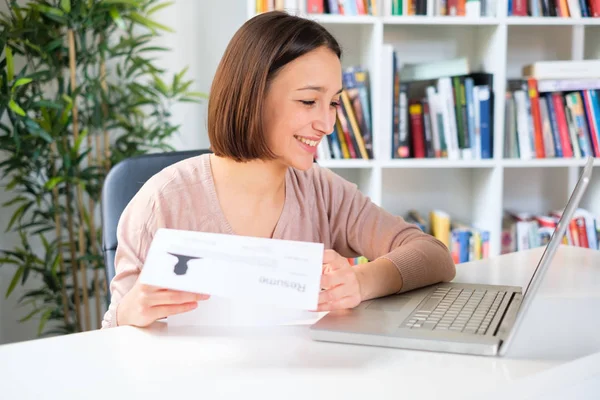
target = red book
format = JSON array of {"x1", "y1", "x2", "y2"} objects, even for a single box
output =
[
  {"x1": 569, "y1": 219, "x2": 580, "y2": 247},
  {"x1": 409, "y1": 101, "x2": 426, "y2": 158},
  {"x1": 447, "y1": 0, "x2": 458, "y2": 15},
  {"x1": 552, "y1": 93, "x2": 574, "y2": 158},
  {"x1": 527, "y1": 78, "x2": 546, "y2": 158},
  {"x1": 575, "y1": 216, "x2": 589, "y2": 248},
  {"x1": 336, "y1": 105, "x2": 357, "y2": 158},
  {"x1": 513, "y1": 0, "x2": 528, "y2": 15},
  {"x1": 306, "y1": 0, "x2": 324, "y2": 13},
  {"x1": 590, "y1": 0, "x2": 600, "y2": 16},
  {"x1": 535, "y1": 215, "x2": 557, "y2": 228}
]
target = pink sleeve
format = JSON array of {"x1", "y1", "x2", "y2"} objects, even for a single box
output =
[
  {"x1": 101, "y1": 190, "x2": 163, "y2": 329},
  {"x1": 319, "y1": 167, "x2": 456, "y2": 293}
]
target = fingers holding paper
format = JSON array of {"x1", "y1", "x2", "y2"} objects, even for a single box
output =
[
  {"x1": 117, "y1": 281, "x2": 210, "y2": 327},
  {"x1": 317, "y1": 249, "x2": 362, "y2": 312}
]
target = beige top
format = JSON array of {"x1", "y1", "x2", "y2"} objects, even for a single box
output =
[{"x1": 101, "y1": 153, "x2": 455, "y2": 328}]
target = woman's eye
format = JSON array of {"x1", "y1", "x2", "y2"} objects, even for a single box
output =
[
  {"x1": 300, "y1": 100, "x2": 316, "y2": 106},
  {"x1": 330, "y1": 101, "x2": 340, "y2": 107}
]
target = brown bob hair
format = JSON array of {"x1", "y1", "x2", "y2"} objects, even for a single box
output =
[{"x1": 207, "y1": 11, "x2": 342, "y2": 162}]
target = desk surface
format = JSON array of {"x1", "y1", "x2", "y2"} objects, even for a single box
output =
[{"x1": 1, "y1": 245, "x2": 599, "y2": 400}]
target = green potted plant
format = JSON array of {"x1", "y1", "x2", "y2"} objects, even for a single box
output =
[{"x1": 0, "y1": 0, "x2": 206, "y2": 336}]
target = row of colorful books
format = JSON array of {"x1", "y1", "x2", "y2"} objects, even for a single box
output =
[
  {"x1": 390, "y1": 52, "x2": 494, "y2": 160},
  {"x1": 255, "y1": 0, "x2": 378, "y2": 14},
  {"x1": 405, "y1": 210, "x2": 491, "y2": 264},
  {"x1": 306, "y1": 0, "x2": 378, "y2": 14},
  {"x1": 505, "y1": 79, "x2": 600, "y2": 160},
  {"x1": 316, "y1": 66, "x2": 374, "y2": 161},
  {"x1": 508, "y1": 0, "x2": 600, "y2": 17},
  {"x1": 501, "y1": 209, "x2": 599, "y2": 254},
  {"x1": 389, "y1": 0, "x2": 496, "y2": 16},
  {"x1": 257, "y1": 0, "x2": 497, "y2": 16}
]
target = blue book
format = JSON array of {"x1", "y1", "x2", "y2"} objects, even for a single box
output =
[
  {"x1": 544, "y1": 92, "x2": 564, "y2": 157},
  {"x1": 588, "y1": 90, "x2": 600, "y2": 155},
  {"x1": 477, "y1": 85, "x2": 492, "y2": 159}
]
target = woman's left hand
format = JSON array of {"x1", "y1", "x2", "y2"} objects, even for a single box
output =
[{"x1": 317, "y1": 249, "x2": 363, "y2": 312}]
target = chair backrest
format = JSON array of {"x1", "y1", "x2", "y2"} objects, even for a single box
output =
[{"x1": 100, "y1": 149, "x2": 211, "y2": 301}]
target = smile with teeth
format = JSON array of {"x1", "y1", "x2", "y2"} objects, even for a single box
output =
[{"x1": 294, "y1": 135, "x2": 320, "y2": 147}]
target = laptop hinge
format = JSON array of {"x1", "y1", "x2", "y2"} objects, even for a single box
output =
[{"x1": 494, "y1": 292, "x2": 523, "y2": 341}]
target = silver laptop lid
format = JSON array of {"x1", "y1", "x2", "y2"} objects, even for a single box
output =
[{"x1": 499, "y1": 156, "x2": 594, "y2": 356}]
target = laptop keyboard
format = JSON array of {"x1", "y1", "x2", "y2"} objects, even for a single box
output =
[{"x1": 403, "y1": 287, "x2": 506, "y2": 335}]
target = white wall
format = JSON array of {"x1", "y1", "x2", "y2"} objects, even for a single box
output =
[
  {"x1": 0, "y1": 0, "x2": 246, "y2": 345},
  {"x1": 152, "y1": 0, "x2": 247, "y2": 151}
]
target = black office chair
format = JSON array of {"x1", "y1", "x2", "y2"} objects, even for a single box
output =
[{"x1": 100, "y1": 149, "x2": 212, "y2": 302}]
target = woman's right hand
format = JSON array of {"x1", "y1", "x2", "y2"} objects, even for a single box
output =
[{"x1": 116, "y1": 280, "x2": 210, "y2": 328}]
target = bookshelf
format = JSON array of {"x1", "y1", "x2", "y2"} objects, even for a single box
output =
[{"x1": 246, "y1": 1, "x2": 600, "y2": 259}]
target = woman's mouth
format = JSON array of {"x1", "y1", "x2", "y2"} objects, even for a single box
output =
[{"x1": 294, "y1": 135, "x2": 320, "y2": 147}]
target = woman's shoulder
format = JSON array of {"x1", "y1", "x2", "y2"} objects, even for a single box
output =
[{"x1": 127, "y1": 152, "x2": 213, "y2": 211}]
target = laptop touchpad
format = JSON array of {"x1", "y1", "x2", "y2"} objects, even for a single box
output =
[{"x1": 366, "y1": 295, "x2": 412, "y2": 311}]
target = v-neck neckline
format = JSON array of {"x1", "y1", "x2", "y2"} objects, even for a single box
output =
[{"x1": 203, "y1": 154, "x2": 291, "y2": 239}]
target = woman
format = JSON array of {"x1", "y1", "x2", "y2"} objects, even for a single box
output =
[{"x1": 101, "y1": 11, "x2": 455, "y2": 329}]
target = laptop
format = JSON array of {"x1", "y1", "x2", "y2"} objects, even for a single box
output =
[{"x1": 309, "y1": 156, "x2": 594, "y2": 357}]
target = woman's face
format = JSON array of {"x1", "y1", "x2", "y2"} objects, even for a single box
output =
[{"x1": 262, "y1": 46, "x2": 342, "y2": 171}]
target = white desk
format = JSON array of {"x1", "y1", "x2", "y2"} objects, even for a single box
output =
[{"x1": 1, "y1": 245, "x2": 599, "y2": 400}]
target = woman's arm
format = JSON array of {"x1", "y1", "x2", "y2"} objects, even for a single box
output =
[
  {"x1": 319, "y1": 167, "x2": 456, "y2": 299},
  {"x1": 101, "y1": 193, "x2": 161, "y2": 329}
]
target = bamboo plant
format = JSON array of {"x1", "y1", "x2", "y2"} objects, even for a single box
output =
[{"x1": 0, "y1": 0, "x2": 205, "y2": 336}]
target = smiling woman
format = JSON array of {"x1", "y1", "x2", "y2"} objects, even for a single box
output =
[
  {"x1": 101, "y1": 11, "x2": 456, "y2": 330},
  {"x1": 208, "y1": 12, "x2": 343, "y2": 171}
]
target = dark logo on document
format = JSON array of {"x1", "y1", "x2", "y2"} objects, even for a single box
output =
[{"x1": 167, "y1": 252, "x2": 202, "y2": 275}]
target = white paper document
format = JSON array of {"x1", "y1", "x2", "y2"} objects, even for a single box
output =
[
  {"x1": 166, "y1": 296, "x2": 322, "y2": 327},
  {"x1": 138, "y1": 228, "x2": 324, "y2": 313}
]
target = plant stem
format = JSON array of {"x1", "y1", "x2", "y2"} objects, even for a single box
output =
[
  {"x1": 64, "y1": 178, "x2": 81, "y2": 332},
  {"x1": 100, "y1": 59, "x2": 111, "y2": 172},
  {"x1": 68, "y1": 29, "x2": 91, "y2": 332},
  {"x1": 50, "y1": 142, "x2": 71, "y2": 327}
]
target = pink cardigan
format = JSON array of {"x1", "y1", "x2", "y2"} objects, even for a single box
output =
[{"x1": 102, "y1": 153, "x2": 455, "y2": 328}]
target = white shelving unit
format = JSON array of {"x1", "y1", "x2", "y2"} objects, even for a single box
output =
[{"x1": 247, "y1": 1, "x2": 600, "y2": 258}]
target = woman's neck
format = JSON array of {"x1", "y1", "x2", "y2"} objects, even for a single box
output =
[{"x1": 209, "y1": 154, "x2": 287, "y2": 201}]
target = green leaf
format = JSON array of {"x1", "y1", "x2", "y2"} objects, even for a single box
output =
[
  {"x1": 32, "y1": 4, "x2": 65, "y2": 17},
  {"x1": 153, "y1": 75, "x2": 168, "y2": 96},
  {"x1": 6, "y1": 46, "x2": 13, "y2": 82},
  {"x1": 183, "y1": 91, "x2": 208, "y2": 99},
  {"x1": 178, "y1": 98, "x2": 201, "y2": 103},
  {"x1": 24, "y1": 119, "x2": 53, "y2": 143},
  {"x1": 11, "y1": 78, "x2": 33, "y2": 93},
  {"x1": 34, "y1": 100, "x2": 62, "y2": 110},
  {"x1": 37, "y1": 309, "x2": 53, "y2": 336},
  {"x1": 127, "y1": 12, "x2": 174, "y2": 33},
  {"x1": 147, "y1": 1, "x2": 174, "y2": 15},
  {"x1": 61, "y1": 0, "x2": 71, "y2": 13},
  {"x1": 172, "y1": 66, "x2": 188, "y2": 92},
  {"x1": 8, "y1": 99, "x2": 26, "y2": 116},
  {"x1": 73, "y1": 129, "x2": 88, "y2": 153},
  {"x1": 44, "y1": 177, "x2": 64, "y2": 190},
  {"x1": 101, "y1": 0, "x2": 141, "y2": 5},
  {"x1": 2, "y1": 196, "x2": 27, "y2": 208},
  {"x1": 19, "y1": 308, "x2": 42, "y2": 323},
  {"x1": 7, "y1": 202, "x2": 31, "y2": 231},
  {"x1": 18, "y1": 289, "x2": 50, "y2": 303},
  {"x1": 109, "y1": 7, "x2": 126, "y2": 30},
  {"x1": 51, "y1": 256, "x2": 60, "y2": 275},
  {"x1": 5, "y1": 266, "x2": 24, "y2": 299},
  {"x1": 139, "y1": 46, "x2": 170, "y2": 53}
]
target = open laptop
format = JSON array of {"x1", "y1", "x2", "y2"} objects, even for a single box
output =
[{"x1": 309, "y1": 156, "x2": 594, "y2": 357}]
